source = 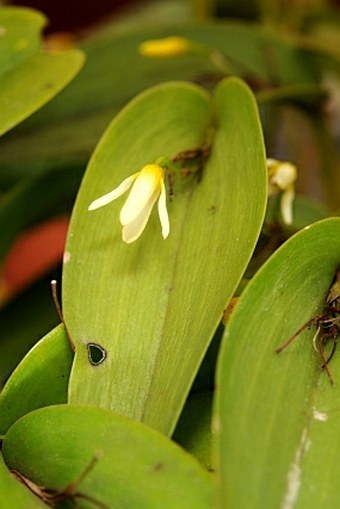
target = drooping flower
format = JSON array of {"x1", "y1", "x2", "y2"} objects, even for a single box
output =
[
  {"x1": 88, "y1": 164, "x2": 170, "y2": 244},
  {"x1": 267, "y1": 158, "x2": 297, "y2": 225},
  {"x1": 138, "y1": 36, "x2": 192, "y2": 58}
]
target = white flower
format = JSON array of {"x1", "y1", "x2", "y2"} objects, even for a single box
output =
[
  {"x1": 88, "y1": 164, "x2": 170, "y2": 244},
  {"x1": 267, "y1": 158, "x2": 297, "y2": 225}
]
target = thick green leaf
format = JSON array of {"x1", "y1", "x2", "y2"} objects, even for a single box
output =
[
  {"x1": 0, "y1": 325, "x2": 72, "y2": 435},
  {"x1": 0, "y1": 49, "x2": 84, "y2": 136},
  {"x1": 214, "y1": 217, "x2": 340, "y2": 508},
  {"x1": 3, "y1": 404, "x2": 214, "y2": 509},
  {"x1": 0, "y1": 7, "x2": 46, "y2": 78},
  {"x1": 0, "y1": 454, "x2": 49, "y2": 509},
  {"x1": 63, "y1": 78, "x2": 266, "y2": 435}
]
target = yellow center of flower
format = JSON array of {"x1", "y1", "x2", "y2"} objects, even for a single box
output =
[{"x1": 140, "y1": 163, "x2": 164, "y2": 183}]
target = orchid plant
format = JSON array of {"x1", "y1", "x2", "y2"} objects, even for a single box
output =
[{"x1": 0, "y1": 3, "x2": 340, "y2": 509}]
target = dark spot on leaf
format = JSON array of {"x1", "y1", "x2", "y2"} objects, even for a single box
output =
[
  {"x1": 87, "y1": 343, "x2": 107, "y2": 366},
  {"x1": 153, "y1": 462, "x2": 164, "y2": 472}
]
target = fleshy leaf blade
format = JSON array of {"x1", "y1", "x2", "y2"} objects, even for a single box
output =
[
  {"x1": 63, "y1": 78, "x2": 267, "y2": 435},
  {"x1": 0, "y1": 454, "x2": 49, "y2": 509},
  {"x1": 3, "y1": 404, "x2": 214, "y2": 509},
  {"x1": 214, "y1": 217, "x2": 340, "y2": 508}
]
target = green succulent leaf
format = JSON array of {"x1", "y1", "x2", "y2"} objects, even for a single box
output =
[
  {"x1": 0, "y1": 325, "x2": 72, "y2": 435},
  {"x1": 0, "y1": 454, "x2": 49, "y2": 509},
  {"x1": 63, "y1": 78, "x2": 267, "y2": 436},
  {"x1": 214, "y1": 217, "x2": 340, "y2": 508},
  {"x1": 2, "y1": 404, "x2": 214, "y2": 509}
]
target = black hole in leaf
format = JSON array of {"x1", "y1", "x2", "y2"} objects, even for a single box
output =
[{"x1": 87, "y1": 343, "x2": 107, "y2": 366}]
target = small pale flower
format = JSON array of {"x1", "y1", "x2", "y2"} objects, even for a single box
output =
[
  {"x1": 88, "y1": 164, "x2": 170, "y2": 244},
  {"x1": 138, "y1": 36, "x2": 192, "y2": 58},
  {"x1": 267, "y1": 158, "x2": 297, "y2": 225}
]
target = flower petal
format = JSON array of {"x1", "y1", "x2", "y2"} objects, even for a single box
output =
[
  {"x1": 88, "y1": 173, "x2": 139, "y2": 211},
  {"x1": 120, "y1": 165, "x2": 162, "y2": 225},
  {"x1": 122, "y1": 192, "x2": 159, "y2": 243},
  {"x1": 157, "y1": 180, "x2": 170, "y2": 239},
  {"x1": 280, "y1": 185, "x2": 295, "y2": 225}
]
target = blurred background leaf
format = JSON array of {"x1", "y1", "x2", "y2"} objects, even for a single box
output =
[
  {"x1": 0, "y1": 48, "x2": 84, "y2": 137},
  {"x1": 0, "y1": 6, "x2": 84, "y2": 137},
  {"x1": 0, "y1": 7, "x2": 46, "y2": 76}
]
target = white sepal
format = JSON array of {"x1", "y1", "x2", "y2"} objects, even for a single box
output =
[
  {"x1": 158, "y1": 180, "x2": 170, "y2": 239},
  {"x1": 88, "y1": 173, "x2": 139, "y2": 211}
]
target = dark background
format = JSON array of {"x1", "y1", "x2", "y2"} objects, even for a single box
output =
[{"x1": 11, "y1": 0, "x2": 141, "y2": 33}]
